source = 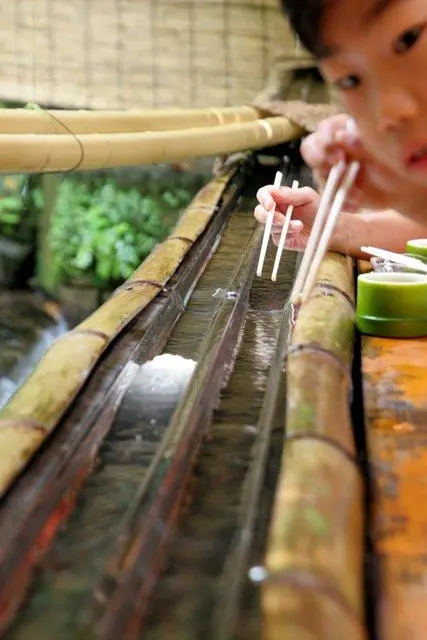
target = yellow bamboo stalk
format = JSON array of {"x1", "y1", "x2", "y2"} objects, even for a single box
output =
[
  {"x1": 263, "y1": 252, "x2": 366, "y2": 639},
  {"x1": 0, "y1": 106, "x2": 261, "y2": 135},
  {"x1": 0, "y1": 117, "x2": 303, "y2": 173},
  {"x1": 0, "y1": 170, "x2": 234, "y2": 495}
]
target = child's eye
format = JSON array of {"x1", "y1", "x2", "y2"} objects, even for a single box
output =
[
  {"x1": 334, "y1": 75, "x2": 361, "y2": 91},
  {"x1": 393, "y1": 25, "x2": 425, "y2": 54}
]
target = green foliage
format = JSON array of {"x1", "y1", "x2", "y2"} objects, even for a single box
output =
[
  {"x1": 49, "y1": 177, "x2": 196, "y2": 287},
  {"x1": 0, "y1": 175, "x2": 37, "y2": 244}
]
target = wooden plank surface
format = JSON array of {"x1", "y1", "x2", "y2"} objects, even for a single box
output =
[{"x1": 362, "y1": 336, "x2": 427, "y2": 640}]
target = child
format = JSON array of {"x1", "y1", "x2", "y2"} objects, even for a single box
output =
[{"x1": 255, "y1": 0, "x2": 427, "y2": 254}]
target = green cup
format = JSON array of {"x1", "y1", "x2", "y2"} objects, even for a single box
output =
[
  {"x1": 356, "y1": 271, "x2": 427, "y2": 338},
  {"x1": 406, "y1": 239, "x2": 427, "y2": 263}
]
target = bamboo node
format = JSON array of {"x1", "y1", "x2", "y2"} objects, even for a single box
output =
[
  {"x1": 314, "y1": 282, "x2": 355, "y2": 308},
  {"x1": 70, "y1": 329, "x2": 110, "y2": 343},
  {"x1": 287, "y1": 343, "x2": 352, "y2": 375}
]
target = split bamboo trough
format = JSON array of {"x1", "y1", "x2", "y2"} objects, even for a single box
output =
[
  {"x1": 0, "y1": 168, "x2": 240, "y2": 494},
  {"x1": 0, "y1": 102, "x2": 425, "y2": 638}
]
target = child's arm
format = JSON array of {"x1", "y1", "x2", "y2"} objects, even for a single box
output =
[
  {"x1": 331, "y1": 209, "x2": 427, "y2": 259},
  {"x1": 255, "y1": 184, "x2": 427, "y2": 258}
]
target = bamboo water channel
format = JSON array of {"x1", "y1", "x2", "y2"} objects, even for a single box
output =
[
  {"x1": 0, "y1": 149, "x2": 367, "y2": 639},
  {"x1": 0, "y1": 110, "x2": 424, "y2": 638}
]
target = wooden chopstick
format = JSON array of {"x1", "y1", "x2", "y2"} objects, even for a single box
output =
[
  {"x1": 271, "y1": 179, "x2": 299, "y2": 282},
  {"x1": 291, "y1": 160, "x2": 359, "y2": 305},
  {"x1": 290, "y1": 161, "x2": 346, "y2": 305},
  {"x1": 257, "y1": 170, "x2": 284, "y2": 277}
]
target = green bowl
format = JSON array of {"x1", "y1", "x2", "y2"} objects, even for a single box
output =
[
  {"x1": 356, "y1": 271, "x2": 427, "y2": 338},
  {"x1": 406, "y1": 239, "x2": 427, "y2": 262}
]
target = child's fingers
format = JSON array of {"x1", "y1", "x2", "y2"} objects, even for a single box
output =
[
  {"x1": 301, "y1": 115, "x2": 349, "y2": 169},
  {"x1": 271, "y1": 219, "x2": 302, "y2": 235},
  {"x1": 271, "y1": 220, "x2": 303, "y2": 247},
  {"x1": 256, "y1": 185, "x2": 318, "y2": 213},
  {"x1": 271, "y1": 220, "x2": 303, "y2": 249},
  {"x1": 254, "y1": 204, "x2": 285, "y2": 226}
]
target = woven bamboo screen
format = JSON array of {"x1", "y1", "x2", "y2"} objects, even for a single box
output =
[{"x1": 0, "y1": 0, "x2": 310, "y2": 110}]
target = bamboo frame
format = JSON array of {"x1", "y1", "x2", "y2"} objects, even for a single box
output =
[
  {"x1": 263, "y1": 253, "x2": 366, "y2": 639},
  {"x1": 0, "y1": 170, "x2": 236, "y2": 495},
  {"x1": 0, "y1": 106, "x2": 262, "y2": 135},
  {"x1": 0, "y1": 116, "x2": 303, "y2": 173}
]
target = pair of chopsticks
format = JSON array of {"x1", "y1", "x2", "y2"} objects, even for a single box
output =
[
  {"x1": 290, "y1": 159, "x2": 360, "y2": 305},
  {"x1": 257, "y1": 159, "x2": 359, "y2": 302},
  {"x1": 256, "y1": 165, "x2": 299, "y2": 281}
]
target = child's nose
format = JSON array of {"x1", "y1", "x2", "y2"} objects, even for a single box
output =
[{"x1": 375, "y1": 85, "x2": 418, "y2": 132}]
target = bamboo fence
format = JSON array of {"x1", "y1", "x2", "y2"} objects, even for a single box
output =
[
  {"x1": 0, "y1": 0, "x2": 311, "y2": 110},
  {"x1": 0, "y1": 169, "x2": 238, "y2": 495},
  {"x1": 362, "y1": 332, "x2": 427, "y2": 638},
  {"x1": 263, "y1": 253, "x2": 366, "y2": 639}
]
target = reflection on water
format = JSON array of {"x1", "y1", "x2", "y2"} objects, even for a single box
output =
[
  {"x1": 4, "y1": 205, "x2": 297, "y2": 639},
  {"x1": 4, "y1": 352, "x2": 197, "y2": 640},
  {"x1": 130, "y1": 353, "x2": 197, "y2": 425}
]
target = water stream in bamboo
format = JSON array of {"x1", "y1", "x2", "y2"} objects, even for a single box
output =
[{"x1": 4, "y1": 191, "x2": 297, "y2": 638}]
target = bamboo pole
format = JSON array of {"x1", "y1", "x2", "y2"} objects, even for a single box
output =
[
  {"x1": 0, "y1": 106, "x2": 262, "y2": 135},
  {"x1": 0, "y1": 170, "x2": 235, "y2": 495},
  {"x1": 0, "y1": 117, "x2": 303, "y2": 173},
  {"x1": 263, "y1": 252, "x2": 366, "y2": 639}
]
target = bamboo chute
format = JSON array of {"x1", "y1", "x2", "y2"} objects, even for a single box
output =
[
  {"x1": 263, "y1": 253, "x2": 366, "y2": 639},
  {"x1": 0, "y1": 106, "x2": 262, "y2": 135},
  {"x1": 0, "y1": 115, "x2": 302, "y2": 173},
  {"x1": 0, "y1": 168, "x2": 240, "y2": 495}
]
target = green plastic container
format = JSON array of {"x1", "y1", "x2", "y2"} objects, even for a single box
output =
[
  {"x1": 356, "y1": 271, "x2": 427, "y2": 338},
  {"x1": 406, "y1": 239, "x2": 427, "y2": 262}
]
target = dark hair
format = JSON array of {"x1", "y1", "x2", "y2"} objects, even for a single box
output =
[{"x1": 280, "y1": 0, "x2": 331, "y2": 58}]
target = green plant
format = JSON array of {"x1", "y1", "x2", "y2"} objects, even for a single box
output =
[
  {"x1": 0, "y1": 175, "x2": 37, "y2": 244},
  {"x1": 49, "y1": 177, "x2": 195, "y2": 288}
]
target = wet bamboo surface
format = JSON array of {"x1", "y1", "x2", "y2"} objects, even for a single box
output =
[
  {"x1": 3, "y1": 172, "x2": 296, "y2": 638},
  {"x1": 0, "y1": 164, "x2": 250, "y2": 632},
  {"x1": 0, "y1": 168, "x2": 240, "y2": 498},
  {"x1": 362, "y1": 332, "x2": 427, "y2": 640},
  {"x1": 0, "y1": 155, "x2": 371, "y2": 639},
  {"x1": 263, "y1": 254, "x2": 366, "y2": 640}
]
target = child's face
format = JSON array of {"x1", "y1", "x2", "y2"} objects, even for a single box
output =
[{"x1": 319, "y1": 0, "x2": 427, "y2": 186}]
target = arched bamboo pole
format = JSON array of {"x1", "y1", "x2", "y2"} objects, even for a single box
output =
[
  {"x1": 263, "y1": 254, "x2": 366, "y2": 639},
  {"x1": 0, "y1": 105, "x2": 261, "y2": 135},
  {"x1": 0, "y1": 116, "x2": 302, "y2": 173},
  {"x1": 0, "y1": 169, "x2": 237, "y2": 496}
]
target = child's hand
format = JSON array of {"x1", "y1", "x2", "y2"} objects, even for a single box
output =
[
  {"x1": 301, "y1": 114, "x2": 351, "y2": 186},
  {"x1": 301, "y1": 114, "x2": 427, "y2": 219},
  {"x1": 254, "y1": 185, "x2": 320, "y2": 250}
]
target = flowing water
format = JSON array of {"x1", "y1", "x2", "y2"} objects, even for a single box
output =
[
  {"x1": 5, "y1": 171, "x2": 299, "y2": 639},
  {"x1": 0, "y1": 292, "x2": 67, "y2": 409}
]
